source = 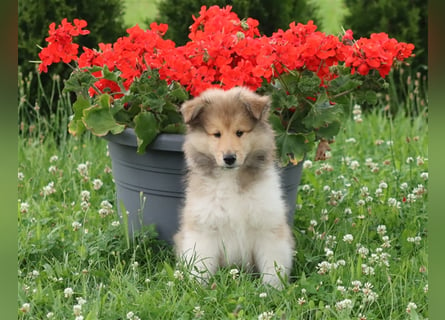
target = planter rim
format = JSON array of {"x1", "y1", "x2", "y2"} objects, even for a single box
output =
[{"x1": 104, "y1": 128, "x2": 184, "y2": 152}]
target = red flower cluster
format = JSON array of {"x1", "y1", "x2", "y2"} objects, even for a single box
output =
[
  {"x1": 77, "y1": 22, "x2": 175, "y2": 97},
  {"x1": 343, "y1": 32, "x2": 416, "y2": 78},
  {"x1": 38, "y1": 18, "x2": 90, "y2": 73},
  {"x1": 269, "y1": 21, "x2": 347, "y2": 83},
  {"x1": 159, "y1": 5, "x2": 266, "y2": 96},
  {"x1": 38, "y1": 6, "x2": 415, "y2": 97}
]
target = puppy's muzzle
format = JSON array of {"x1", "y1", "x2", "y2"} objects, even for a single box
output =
[{"x1": 223, "y1": 153, "x2": 237, "y2": 167}]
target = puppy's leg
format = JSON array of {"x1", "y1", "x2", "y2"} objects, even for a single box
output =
[
  {"x1": 178, "y1": 232, "x2": 219, "y2": 284},
  {"x1": 254, "y1": 227, "x2": 294, "y2": 289}
]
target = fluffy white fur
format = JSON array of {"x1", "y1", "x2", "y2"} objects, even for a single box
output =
[{"x1": 174, "y1": 87, "x2": 294, "y2": 289}]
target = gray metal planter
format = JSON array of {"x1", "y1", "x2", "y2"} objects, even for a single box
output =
[{"x1": 105, "y1": 128, "x2": 303, "y2": 244}]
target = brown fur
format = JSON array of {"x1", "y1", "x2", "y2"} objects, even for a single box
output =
[{"x1": 181, "y1": 87, "x2": 276, "y2": 189}]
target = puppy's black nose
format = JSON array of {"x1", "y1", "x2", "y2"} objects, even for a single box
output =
[{"x1": 223, "y1": 154, "x2": 237, "y2": 166}]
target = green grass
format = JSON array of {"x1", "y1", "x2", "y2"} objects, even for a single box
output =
[
  {"x1": 123, "y1": 0, "x2": 159, "y2": 29},
  {"x1": 17, "y1": 98, "x2": 428, "y2": 319}
]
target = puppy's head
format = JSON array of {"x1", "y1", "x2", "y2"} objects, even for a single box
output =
[{"x1": 181, "y1": 87, "x2": 274, "y2": 170}]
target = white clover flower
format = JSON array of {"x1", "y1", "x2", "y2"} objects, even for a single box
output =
[
  {"x1": 361, "y1": 264, "x2": 375, "y2": 276},
  {"x1": 351, "y1": 280, "x2": 362, "y2": 292},
  {"x1": 126, "y1": 311, "x2": 135, "y2": 319},
  {"x1": 386, "y1": 140, "x2": 394, "y2": 146},
  {"x1": 75, "y1": 316, "x2": 84, "y2": 320},
  {"x1": 400, "y1": 182, "x2": 409, "y2": 190},
  {"x1": 18, "y1": 172, "x2": 25, "y2": 181},
  {"x1": 335, "y1": 259, "x2": 346, "y2": 268},
  {"x1": 20, "y1": 303, "x2": 31, "y2": 313},
  {"x1": 303, "y1": 160, "x2": 313, "y2": 169},
  {"x1": 173, "y1": 270, "x2": 184, "y2": 280},
  {"x1": 310, "y1": 219, "x2": 318, "y2": 227},
  {"x1": 258, "y1": 311, "x2": 275, "y2": 320},
  {"x1": 375, "y1": 139, "x2": 384, "y2": 145},
  {"x1": 229, "y1": 268, "x2": 239, "y2": 279},
  {"x1": 356, "y1": 199, "x2": 365, "y2": 206},
  {"x1": 357, "y1": 245, "x2": 369, "y2": 258},
  {"x1": 406, "y1": 302, "x2": 417, "y2": 314},
  {"x1": 387, "y1": 198, "x2": 401, "y2": 208},
  {"x1": 344, "y1": 208, "x2": 352, "y2": 215},
  {"x1": 48, "y1": 165, "x2": 57, "y2": 174},
  {"x1": 20, "y1": 202, "x2": 30, "y2": 213},
  {"x1": 77, "y1": 163, "x2": 89, "y2": 177},
  {"x1": 93, "y1": 179, "x2": 103, "y2": 190},
  {"x1": 99, "y1": 200, "x2": 113, "y2": 217},
  {"x1": 72, "y1": 221, "x2": 82, "y2": 231},
  {"x1": 423, "y1": 284, "x2": 428, "y2": 293},
  {"x1": 325, "y1": 235, "x2": 337, "y2": 248},
  {"x1": 420, "y1": 172, "x2": 428, "y2": 180},
  {"x1": 375, "y1": 188, "x2": 383, "y2": 197},
  {"x1": 325, "y1": 248, "x2": 334, "y2": 258},
  {"x1": 111, "y1": 221, "x2": 120, "y2": 227},
  {"x1": 407, "y1": 236, "x2": 422, "y2": 245},
  {"x1": 80, "y1": 190, "x2": 90, "y2": 202},
  {"x1": 193, "y1": 305, "x2": 204, "y2": 317},
  {"x1": 316, "y1": 261, "x2": 332, "y2": 275},
  {"x1": 406, "y1": 157, "x2": 414, "y2": 164},
  {"x1": 323, "y1": 185, "x2": 331, "y2": 192},
  {"x1": 46, "y1": 312, "x2": 54, "y2": 318},
  {"x1": 49, "y1": 155, "x2": 59, "y2": 162},
  {"x1": 337, "y1": 285, "x2": 346, "y2": 293},
  {"x1": 350, "y1": 160, "x2": 360, "y2": 170},
  {"x1": 64, "y1": 287, "x2": 74, "y2": 298},
  {"x1": 297, "y1": 297, "x2": 306, "y2": 305},
  {"x1": 73, "y1": 304, "x2": 82, "y2": 316},
  {"x1": 416, "y1": 156, "x2": 425, "y2": 166},
  {"x1": 42, "y1": 181, "x2": 56, "y2": 196},
  {"x1": 302, "y1": 184, "x2": 311, "y2": 192},
  {"x1": 377, "y1": 225, "x2": 387, "y2": 236},
  {"x1": 31, "y1": 270, "x2": 40, "y2": 278},
  {"x1": 76, "y1": 297, "x2": 87, "y2": 305},
  {"x1": 379, "y1": 182, "x2": 388, "y2": 189},
  {"x1": 259, "y1": 292, "x2": 267, "y2": 298},
  {"x1": 335, "y1": 298, "x2": 353, "y2": 311},
  {"x1": 81, "y1": 201, "x2": 90, "y2": 212}
]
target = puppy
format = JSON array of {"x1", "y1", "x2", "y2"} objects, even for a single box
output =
[{"x1": 174, "y1": 87, "x2": 294, "y2": 289}]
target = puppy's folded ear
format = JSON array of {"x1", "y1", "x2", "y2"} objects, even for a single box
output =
[
  {"x1": 181, "y1": 97, "x2": 205, "y2": 124},
  {"x1": 240, "y1": 90, "x2": 271, "y2": 121}
]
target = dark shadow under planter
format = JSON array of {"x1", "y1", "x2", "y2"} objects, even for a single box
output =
[{"x1": 105, "y1": 128, "x2": 303, "y2": 244}]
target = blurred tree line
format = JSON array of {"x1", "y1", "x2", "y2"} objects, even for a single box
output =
[{"x1": 18, "y1": 0, "x2": 427, "y2": 120}]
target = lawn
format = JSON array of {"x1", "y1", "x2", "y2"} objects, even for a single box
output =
[
  {"x1": 123, "y1": 0, "x2": 158, "y2": 29},
  {"x1": 17, "y1": 87, "x2": 428, "y2": 318}
]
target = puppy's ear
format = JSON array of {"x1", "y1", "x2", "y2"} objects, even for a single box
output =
[
  {"x1": 180, "y1": 97, "x2": 205, "y2": 124},
  {"x1": 241, "y1": 90, "x2": 271, "y2": 121}
]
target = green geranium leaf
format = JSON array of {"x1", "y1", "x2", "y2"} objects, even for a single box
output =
[
  {"x1": 329, "y1": 76, "x2": 362, "y2": 93},
  {"x1": 162, "y1": 123, "x2": 186, "y2": 134},
  {"x1": 316, "y1": 120, "x2": 341, "y2": 140},
  {"x1": 63, "y1": 70, "x2": 97, "y2": 95},
  {"x1": 169, "y1": 85, "x2": 189, "y2": 102},
  {"x1": 134, "y1": 112, "x2": 160, "y2": 154},
  {"x1": 355, "y1": 90, "x2": 378, "y2": 105},
  {"x1": 68, "y1": 96, "x2": 91, "y2": 136},
  {"x1": 275, "y1": 131, "x2": 315, "y2": 166},
  {"x1": 302, "y1": 96, "x2": 343, "y2": 129},
  {"x1": 83, "y1": 96, "x2": 125, "y2": 136}
]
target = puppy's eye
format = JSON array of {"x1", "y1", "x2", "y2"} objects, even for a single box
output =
[
  {"x1": 213, "y1": 132, "x2": 221, "y2": 138},
  {"x1": 236, "y1": 130, "x2": 244, "y2": 137}
]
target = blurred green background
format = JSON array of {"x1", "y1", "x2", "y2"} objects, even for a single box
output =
[{"x1": 13, "y1": 0, "x2": 435, "y2": 318}]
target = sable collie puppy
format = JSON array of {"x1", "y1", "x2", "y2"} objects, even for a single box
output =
[{"x1": 174, "y1": 87, "x2": 294, "y2": 289}]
